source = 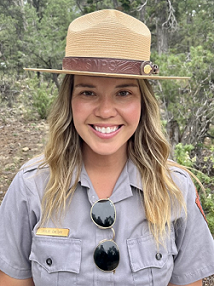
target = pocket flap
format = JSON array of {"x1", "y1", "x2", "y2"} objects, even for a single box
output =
[
  {"x1": 127, "y1": 234, "x2": 174, "y2": 272},
  {"x1": 29, "y1": 236, "x2": 81, "y2": 274}
]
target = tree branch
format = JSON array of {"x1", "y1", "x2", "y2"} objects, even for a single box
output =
[
  {"x1": 137, "y1": 0, "x2": 148, "y2": 12},
  {"x1": 162, "y1": 0, "x2": 177, "y2": 30}
]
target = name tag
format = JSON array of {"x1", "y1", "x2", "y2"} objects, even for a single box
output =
[{"x1": 36, "y1": 228, "x2": 70, "y2": 237}]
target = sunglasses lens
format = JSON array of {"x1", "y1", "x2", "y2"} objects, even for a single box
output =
[
  {"x1": 94, "y1": 240, "x2": 120, "y2": 271},
  {"x1": 91, "y1": 199, "x2": 115, "y2": 228}
]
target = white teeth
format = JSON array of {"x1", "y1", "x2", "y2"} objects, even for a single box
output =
[{"x1": 94, "y1": 126, "x2": 119, "y2": 134}]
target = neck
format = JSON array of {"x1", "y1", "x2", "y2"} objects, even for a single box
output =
[
  {"x1": 82, "y1": 143, "x2": 127, "y2": 173},
  {"x1": 82, "y1": 144, "x2": 128, "y2": 198}
]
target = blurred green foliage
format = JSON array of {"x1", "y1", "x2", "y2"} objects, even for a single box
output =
[{"x1": 174, "y1": 143, "x2": 214, "y2": 233}]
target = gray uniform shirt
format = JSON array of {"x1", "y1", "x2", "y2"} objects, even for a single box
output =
[{"x1": 0, "y1": 157, "x2": 214, "y2": 286}]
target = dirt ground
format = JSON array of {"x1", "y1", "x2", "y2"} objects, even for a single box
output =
[
  {"x1": 0, "y1": 101, "x2": 213, "y2": 285},
  {"x1": 0, "y1": 103, "x2": 48, "y2": 202}
]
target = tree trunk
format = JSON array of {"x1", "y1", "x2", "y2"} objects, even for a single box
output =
[
  {"x1": 52, "y1": 73, "x2": 60, "y2": 90},
  {"x1": 166, "y1": 119, "x2": 180, "y2": 158},
  {"x1": 155, "y1": 0, "x2": 168, "y2": 54}
]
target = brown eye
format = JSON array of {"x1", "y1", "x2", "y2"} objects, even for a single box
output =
[
  {"x1": 118, "y1": 90, "x2": 130, "y2": 97},
  {"x1": 81, "y1": 91, "x2": 95, "y2": 96}
]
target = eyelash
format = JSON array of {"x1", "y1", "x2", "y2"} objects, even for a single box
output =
[
  {"x1": 79, "y1": 90, "x2": 131, "y2": 97},
  {"x1": 117, "y1": 90, "x2": 131, "y2": 97},
  {"x1": 80, "y1": 91, "x2": 95, "y2": 96}
]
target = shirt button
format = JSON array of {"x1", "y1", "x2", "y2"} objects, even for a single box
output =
[
  {"x1": 46, "y1": 258, "x2": 52, "y2": 266},
  {"x1": 155, "y1": 253, "x2": 162, "y2": 260}
]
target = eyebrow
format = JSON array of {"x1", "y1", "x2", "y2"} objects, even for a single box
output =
[
  {"x1": 115, "y1": 84, "x2": 139, "y2": 88},
  {"x1": 74, "y1": 84, "x2": 96, "y2": 88},
  {"x1": 74, "y1": 83, "x2": 139, "y2": 89}
]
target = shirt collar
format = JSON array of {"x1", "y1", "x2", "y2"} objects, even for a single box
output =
[
  {"x1": 79, "y1": 160, "x2": 143, "y2": 205},
  {"x1": 127, "y1": 159, "x2": 143, "y2": 191}
]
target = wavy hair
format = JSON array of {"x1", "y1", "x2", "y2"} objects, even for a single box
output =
[
  {"x1": 41, "y1": 74, "x2": 82, "y2": 225},
  {"x1": 128, "y1": 79, "x2": 187, "y2": 242},
  {"x1": 41, "y1": 74, "x2": 189, "y2": 242}
]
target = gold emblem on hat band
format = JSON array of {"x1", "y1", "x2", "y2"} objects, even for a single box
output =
[{"x1": 143, "y1": 64, "x2": 153, "y2": 74}]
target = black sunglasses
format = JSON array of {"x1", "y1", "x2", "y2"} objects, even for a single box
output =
[{"x1": 90, "y1": 198, "x2": 120, "y2": 272}]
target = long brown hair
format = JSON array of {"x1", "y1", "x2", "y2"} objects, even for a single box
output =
[
  {"x1": 41, "y1": 75, "x2": 82, "y2": 224},
  {"x1": 129, "y1": 79, "x2": 186, "y2": 242},
  {"x1": 40, "y1": 74, "x2": 187, "y2": 242}
]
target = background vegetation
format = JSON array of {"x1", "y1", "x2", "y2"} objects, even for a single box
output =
[{"x1": 0, "y1": 0, "x2": 214, "y2": 233}]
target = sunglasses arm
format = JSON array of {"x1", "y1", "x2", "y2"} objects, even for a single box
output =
[{"x1": 111, "y1": 228, "x2": 115, "y2": 241}]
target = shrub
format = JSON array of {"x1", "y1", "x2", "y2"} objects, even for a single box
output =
[
  {"x1": 25, "y1": 76, "x2": 58, "y2": 119},
  {"x1": 174, "y1": 143, "x2": 214, "y2": 234}
]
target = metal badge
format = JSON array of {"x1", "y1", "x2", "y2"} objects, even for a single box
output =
[{"x1": 36, "y1": 228, "x2": 70, "y2": 237}]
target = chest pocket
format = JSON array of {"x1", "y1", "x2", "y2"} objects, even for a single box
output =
[
  {"x1": 29, "y1": 235, "x2": 81, "y2": 286},
  {"x1": 127, "y1": 231, "x2": 178, "y2": 286}
]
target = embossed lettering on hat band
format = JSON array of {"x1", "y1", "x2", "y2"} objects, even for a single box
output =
[{"x1": 62, "y1": 57, "x2": 159, "y2": 76}]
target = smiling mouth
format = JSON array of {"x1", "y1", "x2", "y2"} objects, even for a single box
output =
[{"x1": 92, "y1": 125, "x2": 121, "y2": 134}]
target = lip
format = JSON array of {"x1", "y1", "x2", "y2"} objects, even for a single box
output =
[
  {"x1": 92, "y1": 124, "x2": 120, "y2": 127},
  {"x1": 89, "y1": 124, "x2": 122, "y2": 139}
]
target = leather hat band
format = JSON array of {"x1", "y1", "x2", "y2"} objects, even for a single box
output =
[{"x1": 62, "y1": 57, "x2": 159, "y2": 76}]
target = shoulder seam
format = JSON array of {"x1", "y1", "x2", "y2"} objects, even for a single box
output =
[{"x1": 171, "y1": 170, "x2": 187, "y2": 178}]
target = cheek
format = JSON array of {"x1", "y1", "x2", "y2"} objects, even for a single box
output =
[
  {"x1": 72, "y1": 98, "x2": 81, "y2": 115},
  {"x1": 71, "y1": 100, "x2": 83, "y2": 132},
  {"x1": 71, "y1": 99, "x2": 88, "y2": 124},
  {"x1": 124, "y1": 101, "x2": 141, "y2": 126}
]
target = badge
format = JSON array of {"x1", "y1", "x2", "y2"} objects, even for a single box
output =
[
  {"x1": 36, "y1": 228, "x2": 70, "y2": 237},
  {"x1": 195, "y1": 189, "x2": 208, "y2": 224}
]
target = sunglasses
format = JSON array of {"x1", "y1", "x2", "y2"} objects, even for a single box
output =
[{"x1": 90, "y1": 198, "x2": 120, "y2": 272}]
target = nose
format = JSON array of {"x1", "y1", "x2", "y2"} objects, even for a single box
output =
[{"x1": 94, "y1": 95, "x2": 117, "y2": 118}]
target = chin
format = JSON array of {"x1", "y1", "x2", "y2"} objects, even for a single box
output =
[{"x1": 91, "y1": 144, "x2": 127, "y2": 158}]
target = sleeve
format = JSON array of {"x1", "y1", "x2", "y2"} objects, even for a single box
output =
[
  {"x1": 170, "y1": 172, "x2": 214, "y2": 285},
  {"x1": 0, "y1": 170, "x2": 32, "y2": 279}
]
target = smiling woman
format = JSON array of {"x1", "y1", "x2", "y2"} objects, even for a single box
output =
[
  {"x1": 0, "y1": 9, "x2": 214, "y2": 286},
  {"x1": 71, "y1": 76, "x2": 141, "y2": 164}
]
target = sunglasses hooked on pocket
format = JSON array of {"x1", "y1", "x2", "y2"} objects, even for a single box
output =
[{"x1": 90, "y1": 198, "x2": 120, "y2": 272}]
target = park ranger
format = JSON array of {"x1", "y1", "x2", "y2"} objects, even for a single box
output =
[{"x1": 0, "y1": 9, "x2": 214, "y2": 286}]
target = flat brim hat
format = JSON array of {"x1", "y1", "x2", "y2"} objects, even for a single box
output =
[{"x1": 24, "y1": 9, "x2": 190, "y2": 80}]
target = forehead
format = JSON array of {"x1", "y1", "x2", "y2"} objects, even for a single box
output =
[{"x1": 73, "y1": 75, "x2": 139, "y2": 87}]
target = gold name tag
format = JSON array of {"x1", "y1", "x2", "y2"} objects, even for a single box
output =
[{"x1": 36, "y1": 228, "x2": 70, "y2": 237}]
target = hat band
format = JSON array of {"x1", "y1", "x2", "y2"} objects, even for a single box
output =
[{"x1": 62, "y1": 57, "x2": 159, "y2": 76}]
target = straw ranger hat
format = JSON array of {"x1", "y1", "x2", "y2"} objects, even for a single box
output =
[{"x1": 24, "y1": 9, "x2": 189, "y2": 80}]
